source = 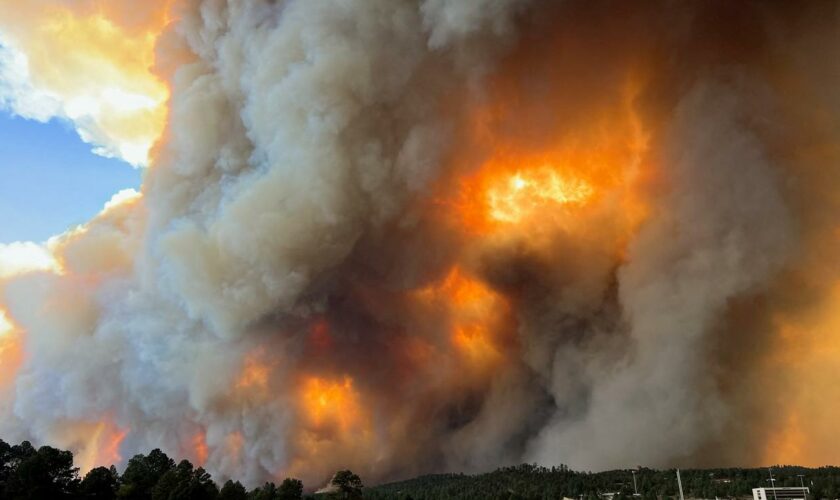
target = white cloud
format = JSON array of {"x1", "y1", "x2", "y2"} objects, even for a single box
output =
[
  {"x1": 0, "y1": 40, "x2": 62, "y2": 122},
  {"x1": 0, "y1": 241, "x2": 59, "y2": 279},
  {"x1": 102, "y1": 188, "x2": 142, "y2": 213},
  {"x1": 0, "y1": 13, "x2": 168, "y2": 167}
]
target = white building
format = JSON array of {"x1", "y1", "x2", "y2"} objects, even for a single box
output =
[{"x1": 753, "y1": 487, "x2": 809, "y2": 500}]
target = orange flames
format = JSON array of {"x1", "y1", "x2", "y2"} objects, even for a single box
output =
[
  {"x1": 287, "y1": 375, "x2": 374, "y2": 481},
  {"x1": 486, "y1": 168, "x2": 594, "y2": 223},
  {"x1": 408, "y1": 266, "x2": 510, "y2": 376},
  {"x1": 53, "y1": 420, "x2": 128, "y2": 473},
  {"x1": 300, "y1": 376, "x2": 366, "y2": 432},
  {"x1": 452, "y1": 143, "x2": 650, "y2": 240},
  {"x1": 97, "y1": 424, "x2": 129, "y2": 469},
  {"x1": 417, "y1": 267, "x2": 510, "y2": 367},
  {"x1": 192, "y1": 431, "x2": 209, "y2": 465},
  {"x1": 440, "y1": 65, "x2": 651, "y2": 251},
  {"x1": 455, "y1": 156, "x2": 599, "y2": 232}
]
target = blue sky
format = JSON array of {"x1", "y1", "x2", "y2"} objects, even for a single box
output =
[{"x1": 0, "y1": 111, "x2": 142, "y2": 243}]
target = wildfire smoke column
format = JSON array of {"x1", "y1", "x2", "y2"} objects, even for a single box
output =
[{"x1": 0, "y1": 0, "x2": 838, "y2": 488}]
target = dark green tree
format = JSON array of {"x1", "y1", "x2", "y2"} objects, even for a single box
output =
[
  {"x1": 119, "y1": 449, "x2": 176, "y2": 500},
  {"x1": 3, "y1": 442, "x2": 79, "y2": 499},
  {"x1": 329, "y1": 470, "x2": 363, "y2": 500},
  {"x1": 151, "y1": 459, "x2": 191, "y2": 500},
  {"x1": 277, "y1": 477, "x2": 303, "y2": 500},
  {"x1": 219, "y1": 480, "x2": 247, "y2": 500},
  {"x1": 80, "y1": 465, "x2": 120, "y2": 499},
  {"x1": 181, "y1": 466, "x2": 218, "y2": 500},
  {"x1": 151, "y1": 459, "x2": 218, "y2": 500},
  {"x1": 247, "y1": 482, "x2": 277, "y2": 500},
  {"x1": 0, "y1": 438, "x2": 12, "y2": 495}
]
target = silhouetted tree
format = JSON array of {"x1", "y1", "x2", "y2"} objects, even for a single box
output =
[
  {"x1": 219, "y1": 480, "x2": 247, "y2": 500},
  {"x1": 247, "y1": 482, "x2": 277, "y2": 500},
  {"x1": 277, "y1": 477, "x2": 303, "y2": 500},
  {"x1": 6, "y1": 437, "x2": 840, "y2": 500},
  {"x1": 0, "y1": 438, "x2": 12, "y2": 494},
  {"x1": 330, "y1": 470, "x2": 363, "y2": 499},
  {"x1": 3, "y1": 442, "x2": 79, "y2": 499},
  {"x1": 119, "y1": 449, "x2": 175, "y2": 500},
  {"x1": 178, "y1": 465, "x2": 218, "y2": 500},
  {"x1": 81, "y1": 465, "x2": 120, "y2": 499},
  {"x1": 151, "y1": 459, "x2": 218, "y2": 500}
]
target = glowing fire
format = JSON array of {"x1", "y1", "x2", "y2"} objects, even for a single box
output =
[
  {"x1": 453, "y1": 324, "x2": 499, "y2": 362},
  {"x1": 414, "y1": 267, "x2": 510, "y2": 367},
  {"x1": 449, "y1": 148, "x2": 642, "y2": 235},
  {"x1": 287, "y1": 375, "x2": 374, "y2": 482},
  {"x1": 58, "y1": 420, "x2": 129, "y2": 473},
  {"x1": 192, "y1": 431, "x2": 209, "y2": 465},
  {"x1": 300, "y1": 376, "x2": 365, "y2": 432},
  {"x1": 440, "y1": 68, "x2": 651, "y2": 245},
  {"x1": 486, "y1": 168, "x2": 594, "y2": 223}
]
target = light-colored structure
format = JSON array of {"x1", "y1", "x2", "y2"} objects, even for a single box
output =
[{"x1": 753, "y1": 487, "x2": 809, "y2": 500}]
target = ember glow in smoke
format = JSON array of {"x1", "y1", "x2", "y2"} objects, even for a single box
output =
[{"x1": 1, "y1": 0, "x2": 839, "y2": 488}]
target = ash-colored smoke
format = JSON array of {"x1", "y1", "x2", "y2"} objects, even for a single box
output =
[{"x1": 1, "y1": 0, "x2": 839, "y2": 488}]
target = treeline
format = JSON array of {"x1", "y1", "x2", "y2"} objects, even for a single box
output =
[
  {"x1": 366, "y1": 463, "x2": 840, "y2": 500},
  {"x1": 5, "y1": 437, "x2": 840, "y2": 500},
  {"x1": 0, "y1": 438, "x2": 363, "y2": 500}
]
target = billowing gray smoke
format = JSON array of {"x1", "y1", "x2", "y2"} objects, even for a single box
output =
[{"x1": 1, "y1": 0, "x2": 839, "y2": 488}]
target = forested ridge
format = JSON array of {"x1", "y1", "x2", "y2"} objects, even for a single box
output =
[
  {"x1": 3, "y1": 437, "x2": 839, "y2": 500},
  {"x1": 0, "y1": 438, "x2": 357, "y2": 499},
  {"x1": 368, "y1": 464, "x2": 840, "y2": 500}
]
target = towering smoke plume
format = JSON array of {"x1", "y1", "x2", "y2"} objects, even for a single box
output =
[{"x1": 1, "y1": 0, "x2": 839, "y2": 487}]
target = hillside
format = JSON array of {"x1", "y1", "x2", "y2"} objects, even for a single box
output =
[
  {"x1": 365, "y1": 464, "x2": 840, "y2": 500},
  {"x1": 4, "y1": 436, "x2": 840, "y2": 500}
]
